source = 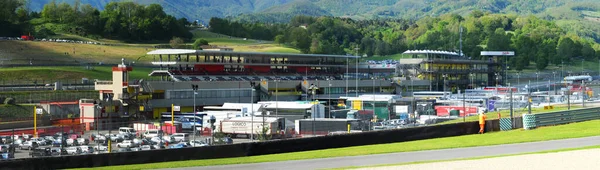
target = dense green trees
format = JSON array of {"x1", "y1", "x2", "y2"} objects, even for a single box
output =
[
  {"x1": 0, "y1": 0, "x2": 29, "y2": 36},
  {"x1": 210, "y1": 12, "x2": 600, "y2": 70},
  {"x1": 8, "y1": 1, "x2": 191, "y2": 41}
]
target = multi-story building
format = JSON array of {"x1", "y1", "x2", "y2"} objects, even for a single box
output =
[{"x1": 396, "y1": 50, "x2": 505, "y2": 94}]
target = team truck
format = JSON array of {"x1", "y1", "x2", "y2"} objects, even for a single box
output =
[
  {"x1": 295, "y1": 118, "x2": 362, "y2": 135},
  {"x1": 219, "y1": 117, "x2": 294, "y2": 139}
]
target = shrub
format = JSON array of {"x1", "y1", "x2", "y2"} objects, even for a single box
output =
[{"x1": 4, "y1": 98, "x2": 15, "y2": 105}]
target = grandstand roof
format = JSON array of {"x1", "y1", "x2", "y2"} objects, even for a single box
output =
[
  {"x1": 402, "y1": 50, "x2": 464, "y2": 57},
  {"x1": 147, "y1": 49, "x2": 359, "y2": 58}
]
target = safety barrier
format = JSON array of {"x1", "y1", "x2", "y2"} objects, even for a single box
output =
[
  {"x1": 523, "y1": 114, "x2": 536, "y2": 130},
  {"x1": 533, "y1": 107, "x2": 600, "y2": 127},
  {"x1": 0, "y1": 120, "x2": 497, "y2": 169}
]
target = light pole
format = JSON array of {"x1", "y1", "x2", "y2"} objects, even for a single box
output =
[
  {"x1": 469, "y1": 73, "x2": 474, "y2": 90},
  {"x1": 250, "y1": 82, "x2": 255, "y2": 141},
  {"x1": 327, "y1": 77, "x2": 331, "y2": 118},
  {"x1": 371, "y1": 76, "x2": 376, "y2": 120},
  {"x1": 536, "y1": 72, "x2": 539, "y2": 92},
  {"x1": 582, "y1": 59, "x2": 584, "y2": 75},
  {"x1": 274, "y1": 79, "x2": 280, "y2": 118},
  {"x1": 442, "y1": 74, "x2": 447, "y2": 98},
  {"x1": 346, "y1": 57, "x2": 349, "y2": 97},
  {"x1": 552, "y1": 72, "x2": 556, "y2": 95},
  {"x1": 516, "y1": 72, "x2": 520, "y2": 93},
  {"x1": 106, "y1": 94, "x2": 113, "y2": 136},
  {"x1": 191, "y1": 84, "x2": 198, "y2": 142},
  {"x1": 355, "y1": 46, "x2": 359, "y2": 97}
]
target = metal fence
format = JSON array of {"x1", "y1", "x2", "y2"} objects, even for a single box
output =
[
  {"x1": 533, "y1": 107, "x2": 600, "y2": 127},
  {"x1": 0, "y1": 91, "x2": 97, "y2": 104}
]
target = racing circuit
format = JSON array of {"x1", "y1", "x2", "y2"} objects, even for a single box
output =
[{"x1": 169, "y1": 136, "x2": 600, "y2": 170}]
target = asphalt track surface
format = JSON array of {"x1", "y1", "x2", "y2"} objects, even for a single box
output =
[{"x1": 164, "y1": 136, "x2": 600, "y2": 170}]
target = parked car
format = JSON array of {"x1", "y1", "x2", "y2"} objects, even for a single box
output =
[
  {"x1": 168, "y1": 143, "x2": 188, "y2": 149},
  {"x1": 116, "y1": 140, "x2": 137, "y2": 148},
  {"x1": 13, "y1": 139, "x2": 22, "y2": 146},
  {"x1": 140, "y1": 145, "x2": 152, "y2": 151},
  {"x1": 114, "y1": 148, "x2": 131, "y2": 153},
  {"x1": 68, "y1": 134, "x2": 80, "y2": 140},
  {"x1": 92, "y1": 134, "x2": 106, "y2": 142},
  {"x1": 132, "y1": 138, "x2": 145, "y2": 145},
  {"x1": 189, "y1": 140, "x2": 209, "y2": 147},
  {"x1": 21, "y1": 134, "x2": 32, "y2": 140},
  {"x1": 130, "y1": 147, "x2": 141, "y2": 151},
  {"x1": 30, "y1": 148, "x2": 52, "y2": 158},
  {"x1": 162, "y1": 135, "x2": 175, "y2": 143},
  {"x1": 30, "y1": 138, "x2": 48, "y2": 146},
  {"x1": 150, "y1": 137, "x2": 163, "y2": 145},
  {"x1": 76, "y1": 138, "x2": 89, "y2": 145},
  {"x1": 50, "y1": 147, "x2": 66, "y2": 156},
  {"x1": 93, "y1": 143, "x2": 109, "y2": 151},
  {"x1": 20, "y1": 141, "x2": 39, "y2": 150},
  {"x1": 0, "y1": 145, "x2": 10, "y2": 152},
  {"x1": 171, "y1": 133, "x2": 189, "y2": 142},
  {"x1": 93, "y1": 150, "x2": 109, "y2": 154},
  {"x1": 0, "y1": 151, "x2": 14, "y2": 160},
  {"x1": 65, "y1": 147, "x2": 81, "y2": 155},
  {"x1": 106, "y1": 134, "x2": 124, "y2": 142},
  {"x1": 0, "y1": 136, "x2": 10, "y2": 144},
  {"x1": 142, "y1": 130, "x2": 163, "y2": 139},
  {"x1": 65, "y1": 138, "x2": 75, "y2": 146},
  {"x1": 118, "y1": 127, "x2": 137, "y2": 136},
  {"x1": 78, "y1": 146, "x2": 94, "y2": 154},
  {"x1": 217, "y1": 137, "x2": 233, "y2": 145},
  {"x1": 151, "y1": 144, "x2": 166, "y2": 150}
]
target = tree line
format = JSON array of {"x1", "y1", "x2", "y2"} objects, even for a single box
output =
[
  {"x1": 209, "y1": 12, "x2": 600, "y2": 70},
  {"x1": 0, "y1": 0, "x2": 191, "y2": 42}
]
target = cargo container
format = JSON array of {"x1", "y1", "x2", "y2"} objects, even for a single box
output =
[{"x1": 294, "y1": 118, "x2": 361, "y2": 135}]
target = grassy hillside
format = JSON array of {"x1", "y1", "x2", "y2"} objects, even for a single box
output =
[
  {"x1": 192, "y1": 30, "x2": 300, "y2": 53},
  {"x1": 0, "y1": 66, "x2": 153, "y2": 82},
  {"x1": 0, "y1": 40, "x2": 152, "y2": 65}
]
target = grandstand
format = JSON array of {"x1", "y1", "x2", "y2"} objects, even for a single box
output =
[
  {"x1": 143, "y1": 50, "x2": 397, "y2": 119},
  {"x1": 147, "y1": 49, "x2": 350, "y2": 82}
]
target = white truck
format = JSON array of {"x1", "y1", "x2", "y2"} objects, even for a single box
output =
[{"x1": 219, "y1": 117, "x2": 294, "y2": 139}]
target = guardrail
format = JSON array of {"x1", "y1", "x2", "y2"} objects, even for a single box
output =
[{"x1": 534, "y1": 107, "x2": 600, "y2": 127}]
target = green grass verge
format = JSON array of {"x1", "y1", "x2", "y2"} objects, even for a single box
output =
[
  {"x1": 440, "y1": 105, "x2": 581, "y2": 124},
  {"x1": 335, "y1": 145, "x2": 600, "y2": 169},
  {"x1": 0, "y1": 66, "x2": 153, "y2": 82},
  {"x1": 192, "y1": 30, "x2": 262, "y2": 45},
  {"x1": 72, "y1": 119, "x2": 600, "y2": 170},
  {"x1": 0, "y1": 104, "x2": 34, "y2": 119},
  {"x1": 0, "y1": 91, "x2": 98, "y2": 104}
]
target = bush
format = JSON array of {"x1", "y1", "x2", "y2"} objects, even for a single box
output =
[
  {"x1": 170, "y1": 37, "x2": 185, "y2": 49},
  {"x1": 192, "y1": 38, "x2": 209, "y2": 49},
  {"x1": 4, "y1": 98, "x2": 15, "y2": 105}
]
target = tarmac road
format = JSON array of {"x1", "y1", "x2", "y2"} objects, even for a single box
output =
[{"x1": 164, "y1": 136, "x2": 600, "y2": 170}]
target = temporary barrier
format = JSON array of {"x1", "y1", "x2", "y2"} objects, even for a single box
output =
[
  {"x1": 522, "y1": 114, "x2": 536, "y2": 130},
  {"x1": 499, "y1": 118, "x2": 512, "y2": 131}
]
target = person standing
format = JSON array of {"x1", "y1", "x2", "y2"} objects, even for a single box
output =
[{"x1": 479, "y1": 113, "x2": 487, "y2": 134}]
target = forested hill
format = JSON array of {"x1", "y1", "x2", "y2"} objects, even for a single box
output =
[
  {"x1": 27, "y1": 0, "x2": 600, "y2": 43},
  {"x1": 27, "y1": 0, "x2": 293, "y2": 24},
  {"x1": 27, "y1": 0, "x2": 596, "y2": 22}
]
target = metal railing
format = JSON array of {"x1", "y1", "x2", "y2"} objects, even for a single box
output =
[{"x1": 534, "y1": 107, "x2": 600, "y2": 127}]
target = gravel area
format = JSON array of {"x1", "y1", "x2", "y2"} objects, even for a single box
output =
[{"x1": 358, "y1": 149, "x2": 600, "y2": 170}]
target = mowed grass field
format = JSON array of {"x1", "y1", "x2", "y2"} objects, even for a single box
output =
[
  {"x1": 0, "y1": 66, "x2": 153, "y2": 81},
  {"x1": 192, "y1": 30, "x2": 300, "y2": 53},
  {"x1": 75, "y1": 119, "x2": 600, "y2": 170}
]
